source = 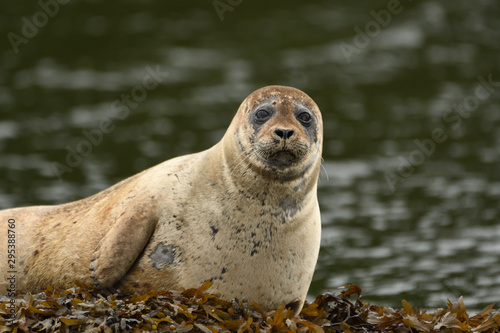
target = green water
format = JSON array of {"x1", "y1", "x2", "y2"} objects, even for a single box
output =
[{"x1": 1, "y1": 0, "x2": 500, "y2": 309}]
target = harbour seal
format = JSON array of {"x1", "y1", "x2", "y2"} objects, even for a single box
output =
[{"x1": 0, "y1": 85, "x2": 323, "y2": 313}]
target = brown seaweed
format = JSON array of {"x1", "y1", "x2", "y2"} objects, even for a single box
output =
[{"x1": 1, "y1": 282, "x2": 499, "y2": 332}]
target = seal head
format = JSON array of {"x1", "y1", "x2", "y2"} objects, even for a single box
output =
[{"x1": 225, "y1": 85, "x2": 323, "y2": 181}]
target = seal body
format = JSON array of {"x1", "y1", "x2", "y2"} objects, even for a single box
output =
[{"x1": 0, "y1": 85, "x2": 323, "y2": 312}]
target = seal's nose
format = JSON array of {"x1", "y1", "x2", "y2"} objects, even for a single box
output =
[{"x1": 274, "y1": 128, "x2": 295, "y2": 140}]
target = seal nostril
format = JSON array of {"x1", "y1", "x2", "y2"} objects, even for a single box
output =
[{"x1": 274, "y1": 128, "x2": 295, "y2": 139}]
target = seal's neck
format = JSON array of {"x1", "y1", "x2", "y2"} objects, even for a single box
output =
[{"x1": 215, "y1": 132, "x2": 321, "y2": 203}]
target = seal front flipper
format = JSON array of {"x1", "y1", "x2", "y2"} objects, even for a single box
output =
[{"x1": 90, "y1": 202, "x2": 158, "y2": 289}]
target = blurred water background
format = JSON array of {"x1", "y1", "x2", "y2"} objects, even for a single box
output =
[{"x1": 1, "y1": 0, "x2": 500, "y2": 310}]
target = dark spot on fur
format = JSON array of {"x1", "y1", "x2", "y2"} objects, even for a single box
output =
[
  {"x1": 251, "y1": 240, "x2": 261, "y2": 256},
  {"x1": 210, "y1": 226, "x2": 219, "y2": 238},
  {"x1": 280, "y1": 196, "x2": 297, "y2": 213},
  {"x1": 210, "y1": 267, "x2": 228, "y2": 282},
  {"x1": 279, "y1": 196, "x2": 299, "y2": 223},
  {"x1": 54, "y1": 223, "x2": 61, "y2": 228},
  {"x1": 40, "y1": 237, "x2": 45, "y2": 241},
  {"x1": 33, "y1": 250, "x2": 39, "y2": 256},
  {"x1": 149, "y1": 243, "x2": 177, "y2": 270}
]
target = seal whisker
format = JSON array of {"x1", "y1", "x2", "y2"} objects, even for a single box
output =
[
  {"x1": 320, "y1": 157, "x2": 329, "y2": 181},
  {"x1": 230, "y1": 147, "x2": 254, "y2": 177}
]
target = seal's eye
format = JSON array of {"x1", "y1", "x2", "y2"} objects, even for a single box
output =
[
  {"x1": 255, "y1": 109, "x2": 271, "y2": 122},
  {"x1": 297, "y1": 111, "x2": 312, "y2": 126}
]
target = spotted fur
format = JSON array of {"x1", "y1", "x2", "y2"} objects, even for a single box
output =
[{"x1": 0, "y1": 86, "x2": 323, "y2": 314}]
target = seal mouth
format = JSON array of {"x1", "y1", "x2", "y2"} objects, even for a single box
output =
[
  {"x1": 268, "y1": 150, "x2": 299, "y2": 167},
  {"x1": 252, "y1": 140, "x2": 310, "y2": 170}
]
